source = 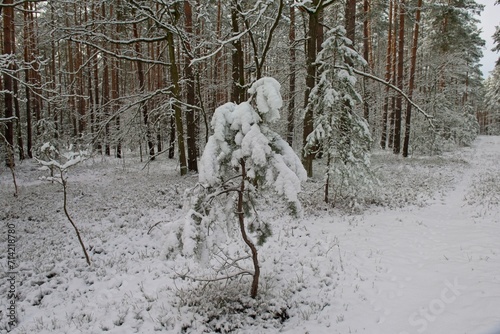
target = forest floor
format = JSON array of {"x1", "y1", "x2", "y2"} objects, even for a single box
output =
[{"x1": 1, "y1": 136, "x2": 500, "y2": 334}]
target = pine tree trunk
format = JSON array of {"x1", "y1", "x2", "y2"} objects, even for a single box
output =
[
  {"x1": 3, "y1": 0, "x2": 15, "y2": 167},
  {"x1": 168, "y1": 114, "x2": 175, "y2": 159},
  {"x1": 302, "y1": 0, "x2": 321, "y2": 177},
  {"x1": 380, "y1": 0, "x2": 394, "y2": 149},
  {"x1": 393, "y1": 0, "x2": 405, "y2": 155},
  {"x1": 184, "y1": 0, "x2": 198, "y2": 172},
  {"x1": 345, "y1": 0, "x2": 356, "y2": 44},
  {"x1": 133, "y1": 22, "x2": 155, "y2": 160},
  {"x1": 65, "y1": 8, "x2": 78, "y2": 138},
  {"x1": 113, "y1": 1, "x2": 122, "y2": 158},
  {"x1": 230, "y1": 3, "x2": 245, "y2": 104},
  {"x1": 167, "y1": 19, "x2": 188, "y2": 175},
  {"x1": 13, "y1": 75, "x2": 23, "y2": 160},
  {"x1": 362, "y1": 0, "x2": 371, "y2": 121},
  {"x1": 402, "y1": 0, "x2": 422, "y2": 157},
  {"x1": 287, "y1": 4, "x2": 296, "y2": 146},
  {"x1": 388, "y1": 1, "x2": 398, "y2": 149},
  {"x1": 102, "y1": 4, "x2": 111, "y2": 156},
  {"x1": 23, "y1": 1, "x2": 33, "y2": 157}
]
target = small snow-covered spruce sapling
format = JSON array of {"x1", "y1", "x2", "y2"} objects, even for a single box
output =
[
  {"x1": 180, "y1": 77, "x2": 307, "y2": 298},
  {"x1": 305, "y1": 27, "x2": 376, "y2": 207},
  {"x1": 35, "y1": 143, "x2": 91, "y2": 266}
]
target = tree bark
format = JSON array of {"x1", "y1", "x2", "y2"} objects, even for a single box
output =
[
  {"x1": 3, "y1": 0, "x2": 15, "y2": 167},
  {"x1": 111, "y1": 2, "x2": 122, "y2": 158},
  {"x1": 230, "y1": 2, "x2": 245, "y2": 104},
  {"x1": 184, "y1": 0, "x2": 198, "y2": 172},
  {"x1": 23, "y1": 1, "x2": 33, "y2": 157},
  {"x1": 402, "y1": 0, "x2": 422, "y2": 157},
  {"x1": 345, "y1": 0, "x2": 356, "y2": 44},
  {"x1": 393, "y1": 0, "x2": 405, "y2": 155},
  {"x1": 362, "y1": 0, "x2": 371, "y2": 121},
  {"x1": 388, "y1": 1, "x2": 398, "y2": 149},
  {"x1": 302, "y1": 0, "x2": 321, "y2": 177},
  {"x1": 380, "y1": 0, "x2": 394, "y2": 149},
  {"x1": 238, "y1": 159, "x2": 260, "y2": 298},
  {"x1": 287, "y1": 4, "x2": 296, "y2": 146},
  {"x1": 167, "y1": 16, "x2": 188, "y2": 175},
  {"x1": 133, "y1": 21, "x2": 155, "y2": 160}
]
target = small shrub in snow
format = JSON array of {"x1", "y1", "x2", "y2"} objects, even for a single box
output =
[
  {"x1": 170, "y1": 77, "x2": 307, "y2": 299},
  {"x1": 170, "y1": 280, "x2": 289, "y2": 333},
  {"x1": 35, "y1": 143, "x2": 91, "y2": 265}
]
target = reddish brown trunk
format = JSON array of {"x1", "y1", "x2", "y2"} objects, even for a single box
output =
[
  {"x1": 388, "y1": 1, "x2": 398, "y2": 149},
  {"x1": 287, "y1": 4, "x2": 296, "y2": 146},
  {"x1": 345, "y1": 0, "x2": 356, "y2": 44},
  {"x1": 403, "y1": 0, "x2": 422, "y2": 157},
  {"x1": 380, "y1": 0, "x2": 394, "y2": 149},
  {"x1": 302, "y1": 0, "x2": 321, "y2": 177},
  {"x1": 393, "y1": 0, "x2": 405, "y2": 155},
  {"x1": 184, "y1": 0, "x2": 198, "y2": 172}
]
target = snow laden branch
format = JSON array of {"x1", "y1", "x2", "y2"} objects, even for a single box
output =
[
  {"x1": 334, "y1": 66, "x2": 435, "y2": 127},
  {"x1": 169, "y1": 77, "x2": 306, "y2": 298},
  {"x1": 0, "y1": 116, "x2": 17, "y2": 123}
]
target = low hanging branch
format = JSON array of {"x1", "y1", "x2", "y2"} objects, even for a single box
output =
[{"x1": 334, "y1": 65, "x2": 435, "y2": 127}]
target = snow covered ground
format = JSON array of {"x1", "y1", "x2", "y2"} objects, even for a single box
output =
[{"x1": 1, "y1": 136, "x2": 499, "y2": 334}]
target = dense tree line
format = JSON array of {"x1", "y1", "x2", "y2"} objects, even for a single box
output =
[{"x1": 0, "y1": 0, "x2": 492, "y2": 176}]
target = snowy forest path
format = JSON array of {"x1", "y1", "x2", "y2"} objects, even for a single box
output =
[{"x1": 317, "y1": 136, "x2": 500, "y2": 334}]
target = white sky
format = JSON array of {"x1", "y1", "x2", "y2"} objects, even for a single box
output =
[{"x1": 476, "y1": 0, "x2": 500, "y2": 77}]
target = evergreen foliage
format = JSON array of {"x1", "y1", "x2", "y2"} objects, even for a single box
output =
[
  {"x1": 305, "y1": 27, "x2": 375, "y2": 207},
  {"x1": 171, "y1": 77, "x2": 306, "y2": 297}
]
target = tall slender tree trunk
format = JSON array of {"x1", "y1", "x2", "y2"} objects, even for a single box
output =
[
  {"x1": 184, "y1": 0, "x2": 198, "y2": 172},
  {"x1": 393, "y1": 0, "x2": 405, "y2": 155},
  {"x1": 24, "y1": 1, "x2": 33, "y2": 157},
  {"x1": 402, "y1": 0, "x2": 422, "y2": 157},
  {"x1": 362, "y1": 0, "x2": 371, "y2": 121},
  {"x1": 230, "y1": 2, "x2": 245, "y2": 104},
  {"x1": 7, "y1": 2, "x2": 23, "y2": 160},
  {"x1": 13, "y1": 75, "x2": 23, "y2": 160},
  {"x1": 388, "y1": 1, "x2": 399, "y2": 150},
  {"x1": 133, "y1": 22, "x2": 155, "y2": 160},
  {"x1": 102, "y1": 4, "x2": 111, "y2": 156},
  {"x1": 111, "y1": 2, "x2": 122, "y2": 158},
  {"x1": 213, "y1": 0, "x2": 224, "y2": 110},
  {"x1": 345, "y1": 0, "x2": 356, "y2": 44},
  {"x1": 3, "y1": 0, "x2": 15, "y2": 167},
  {"x1": 168, "y1": 114, "x2": 175, "y2": 159},
  {"x1": 167, "y1": 14, "x2": 188, "y2": 175},
  {"x1": 380, "y1": 0, "x2": 394, "y2": 149},
  {"x1": 302, "y1": 0, "x2": 321, "y2": 177},
  {"x1": 91, "y1": 3, "x2": 101, "y2": 152},
  {"x1": 287, "y1": 4, "x2": 296, "y2": 146}
]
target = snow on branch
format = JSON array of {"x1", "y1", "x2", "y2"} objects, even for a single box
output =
[
  {"x1": 0, "y1": 116, "x2": 17, "y2": 123},
  {"x1": 337, "y1": 66, "x2": 435, "y2": 127}
]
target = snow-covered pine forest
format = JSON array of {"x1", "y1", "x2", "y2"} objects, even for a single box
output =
[{"x1": 1, "y1": 0, "x2": 500, "y2": 333}]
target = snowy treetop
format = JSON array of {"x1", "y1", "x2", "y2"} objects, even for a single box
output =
[
  {"x1": 199, "y1": 77, "x2": 306, "y2": 206},
  {"x1": 248, "y1": 77, "x2": 282, "y2": 124}
]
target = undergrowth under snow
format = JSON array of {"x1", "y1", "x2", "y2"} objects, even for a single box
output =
[{"x1": 1, "y1": 136, "x2": 500, "y2": 333}]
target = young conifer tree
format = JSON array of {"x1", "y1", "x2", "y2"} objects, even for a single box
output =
[
  {"x1": 177, "y1": 77, "x2": 307, "y2": 298},
  {"x1": 305, "y1": 27, "x2": 375, "y2": 207}
]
